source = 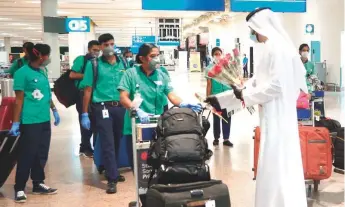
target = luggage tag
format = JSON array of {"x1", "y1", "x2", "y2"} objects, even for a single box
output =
[
  {"x1": 205, "y1": 200, "x2": 216, "y2": 207},
  {"x1": 101, "y1": 103, "x2": 109, "y2": 119}
]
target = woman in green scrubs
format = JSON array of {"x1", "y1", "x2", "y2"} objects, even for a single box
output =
[
  {"x1": 9, "y1": 44, "x2": 60, "y2": 203},
  {"x1": 118, "y1": 43, "x2": 202, "y2": 169},
  {"x1": 206, "y1": 47, "x2": 233, "y2": 147},
  {"x1": 299, "y1": 43, "x2": 315, "y2": 93}
]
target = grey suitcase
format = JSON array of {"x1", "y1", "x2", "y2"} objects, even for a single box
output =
[{"x1": 146, "y1": 180, "x2": 231, "y2": 207}]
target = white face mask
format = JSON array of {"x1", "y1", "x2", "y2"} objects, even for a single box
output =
[{"x1": 301, "y1": 51, "x2": 309, "y2": 59}]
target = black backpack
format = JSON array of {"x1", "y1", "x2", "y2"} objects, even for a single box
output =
[
  {"x1": 315, "y1": 117, "x2": 341, "y2": 132},
  {"x1": 147, "y1": 108, "x2": 213, "y2": 185},
  {"x1": 333, "y1": 127, "x2": 344, "y2": 170},
  {"x1": 54, "y1": 56, "x2": 98, "y2": 108}
]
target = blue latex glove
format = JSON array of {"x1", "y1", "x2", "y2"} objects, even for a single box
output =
[
  {"x1": 136, "y1": 108, "x2": 151, "y2": 124},
  {"x1": 9, "y1": 122, "x2": 20, "y2": 136},
  {"x1": 52, "y1": 109, "x2": 60, "y2": 126},
  {"x1": 179, "y1": 102, "x2": 202, "y2": 113},
  {"x1": 81, "y1": 113, "x2": 91, "y2": 130}
]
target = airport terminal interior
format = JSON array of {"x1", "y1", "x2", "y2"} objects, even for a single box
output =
[{"x1": 0, "y1": 0, "x2": 345, "y2": 207}]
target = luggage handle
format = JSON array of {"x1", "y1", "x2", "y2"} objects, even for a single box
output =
[{"x1": 190, "y1": 189, "x2": 204, "y2": 198}]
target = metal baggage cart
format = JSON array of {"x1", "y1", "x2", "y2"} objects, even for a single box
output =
[{"x1": 129, "y1": 111, "x2": 160, "y2": 207}]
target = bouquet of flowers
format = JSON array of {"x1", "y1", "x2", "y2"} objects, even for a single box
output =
[
  {"x1": 307, "y1": 74, "x2": 323, "y2": 91},
  {"x1": 206, "y1": 48, "x2": 255, "y2": 114}
]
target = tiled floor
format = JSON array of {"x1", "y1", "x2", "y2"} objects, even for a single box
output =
[{"x1": 0, "y1": 71, "x2": 344, "y2": 207}]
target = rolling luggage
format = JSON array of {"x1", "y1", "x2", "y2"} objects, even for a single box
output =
[
  {"x1": 0, "y1": 97, "x2": 16, "y2": 131},
  {"x1": 146, "y1": 180, "x2": 231, "y2": 207},
  {"x1": 0, "y1": 131, "x2": 20, "y2": 188},
  {"x1": 253, "y1": 126, "x2": 333, "y2": 180}
]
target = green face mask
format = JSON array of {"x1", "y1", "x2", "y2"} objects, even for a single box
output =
[{"x1": 149, "y1": 57, "x2": 160, "y2": 71}]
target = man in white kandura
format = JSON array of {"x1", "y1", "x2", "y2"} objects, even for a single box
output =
[{"x1": 205, "y1": 8, "x2": 308, "y2": 207}]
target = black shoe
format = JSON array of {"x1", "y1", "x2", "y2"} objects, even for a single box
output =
[
  {"x1": 106, "y1": 181, "x2": 117, "y2": 194},
  {"x1": 14, "y1": 191, "x2": 27, "y2": 203},
  {"x1": 32, "y1": 184, "x2": 58, "y2": 195},
  {"x1": 223, "y1": 140, "x2": 234, "y2": 147},
  {"x1": 117, "y1": 175, "x2": 126, "y2": 182},
  {"x1": 213, "y1": 139, "x2": 219, "y2": 146},
  {"x1": 79, "y1": 148, "x2": 93, "y2": 158}
]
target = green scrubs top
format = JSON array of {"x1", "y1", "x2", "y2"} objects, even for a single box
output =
[
  {"x1": 13, "y1": 65, "x2": 51, "y2": 124},
  {"x1": 159, "y1": 66, "x2": 170, "y2": 106},
  {"x1": 205, "y1": 64, "x2": 232, "y2": 95},
  {"x1": 117, "y1": 65, "x2": 173, "y2": 135},
  {"x1": 71, "y1": 55, "x2": 86, "y2": 89},
  {"x1": 6, "y1": 57, "x2": 29, "y2": 76},
  {"x1": 304, "y1": 61, "x2": 315, "y2": 93},
  {"x1": 80, "y1": 56, "x2": 127, "y2": 103}
]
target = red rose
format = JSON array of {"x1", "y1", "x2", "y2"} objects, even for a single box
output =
[
  {"x1": 219, "y1": 58, "x2": 229, "y2": 66},
  {"x1": 225, "y1": 53, "x2": 232, "y2": 60},
  {"x1": 208, "y1": 70, "x2": 215, "y2": 77},
  {"x1": 213, "y1": 64, "x2": 223, "y2": 75},
  {"x1": 233, "y1": 48, "x2": 240, "y2": 56}
]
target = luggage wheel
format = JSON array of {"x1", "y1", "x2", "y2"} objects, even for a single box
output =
[{"x1": 306, "y1": 185, "x2": 312, "y2": 198}]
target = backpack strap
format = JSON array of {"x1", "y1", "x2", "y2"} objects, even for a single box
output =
[
  {"x1": 148, "y1": 168, "x2": 156, "y2": 187},
  {"x1": 17, "y1": 58, "x2": 23, "y2": 69},
  {"x1": 91, "y1": 58, "x2": 98, "y2": 96},
  {"x1": 81, "y1": 55, "x2": 88, "y2": 74}
]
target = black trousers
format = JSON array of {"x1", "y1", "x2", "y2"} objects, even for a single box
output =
[
  {"x1": 243, "y1": 65, "x2": 248, "y2": 78},
  {"x1": 76, "y1": 92, "x2": 93, "y2": 150},
  {"x1": 92, "y1": 103, "x2": 125, "y2": 181},
  {"x1": 15, "y1": 121, "x2": 51, "y2": 191}
]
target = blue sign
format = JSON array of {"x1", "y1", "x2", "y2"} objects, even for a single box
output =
[
  {"x1": 131, "y1": 45, "x2": 140, "y2": 54},
  {"x1": 230, "y1": 0, "x2": 306, "y2": 13},
  {"x1": 142, "y1": 0, "x2": 225, "y2": 11},
  {"x1": 158, "y1": 41, "x2": 180, "y2": 46},
  {"x1": 132, "y1": 36, "x2": 156, "y2": 46},
  {"x1": 65, "y1": 17, "x2": 91, "y2": 32},
  {"x1": 216, "y1": 39, "x2": 220, "y2": 47},
  {"x1": 305, "y1": 24, "x2": 314, "y2": 34}
]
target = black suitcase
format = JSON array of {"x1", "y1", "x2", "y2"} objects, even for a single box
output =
[
  {"x1": 333, "y1": 127, "x2": 344, "y2": 170},
  {"x1": 0, "y1": 131, "x2": 20, "y2": 188},
  {"x1": 146, "y1": 180, "x2": 231, "y2": 207}
]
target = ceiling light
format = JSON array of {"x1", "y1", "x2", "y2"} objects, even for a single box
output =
[
  {"x1": 24, "y1": 27, "x2": 38, "y2": 30},
  {"x1": 8, "y1": 23, "x2": 28, "y2": 26},
  {"x1": 57, "y1": 10, "x2": 73, "y2": 15},
  {"x1": 0, "y1": 33, "x2": 12, "y2": 36},
  {"x1": 25, "y1": 0, "x2": 40, "y2": 3},
  {"x1": 0, "y1": 17, "x2": 11, "y2": 21}
]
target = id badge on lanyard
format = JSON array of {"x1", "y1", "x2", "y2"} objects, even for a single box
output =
[{"x1": 101, "y1": 103, "x2": 109, "y2": 119}]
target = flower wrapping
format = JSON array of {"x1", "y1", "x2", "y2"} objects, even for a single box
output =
[{"x1": 206, "y1": 48, "x2": 255, "y2": 114}]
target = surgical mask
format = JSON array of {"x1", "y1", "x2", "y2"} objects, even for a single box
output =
[
  {"x1": 149, "y1": 57, "x2": 160, "y2": 70},
  {"x1": 126, "y1": 57, "x2": 132, "y2": 62},
  {"x1": 102, "y1": 46, "x2": 115, "y2": 57},
  {"x1": 250, "y1": 34, "x2": 258, "y2": 43},
  {"x1": 41, "y1": 58, "x2": 51, "y2": 67},
  {"x1": 301, "y1": 51, "x2": 309, "y2": 59},
  {"x1": 91, "y1": 51, "x2": 100, "y2": 58}
]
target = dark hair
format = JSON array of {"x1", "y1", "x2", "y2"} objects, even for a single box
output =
[
  {"x1": 299, "y1": 43, "x2": 309, "y2": 52},
  {"x1": 23, "y1": 42, "x2": 34, "y2": 49},
  {"x1": 88, "y1": 40, "x2": 100, "y2": 49},
  {"x1": 123, "y1": 50, "x2": 132, "y2": 56},
  {"x1": 211, "y1": 47, "x2": 222, "y2": 56},
  {"x1": 98, "y1": 33, "x2": 114, "y2": 44},
  {"x1": 136, "y1": 43, "x2": 158, "y2": 63},
  {"x1": 27, "y1": 43, "x2": 51, "y2": 62}
]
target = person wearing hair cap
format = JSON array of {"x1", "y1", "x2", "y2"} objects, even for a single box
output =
[{"x1": 205, "y1": 8, "x2": 308, "y2": 207}]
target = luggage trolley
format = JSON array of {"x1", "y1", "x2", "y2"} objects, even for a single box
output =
[{"x1": 129, "y1": 111, "x2": 160, "y2": 207}]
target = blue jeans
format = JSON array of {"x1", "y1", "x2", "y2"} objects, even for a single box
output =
[{"x1": 213, "y1": 109, "x2": 231, "y2": 140}]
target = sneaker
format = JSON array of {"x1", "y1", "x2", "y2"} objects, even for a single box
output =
[
  {"x1": 79, "y1": 148, "x2": 93, "y2": 158},
  {"x1": 213, "y1": 139, "x2": 219, "y2": 146},
  {"x1": 106, "y1": 181, "x2": 117, "y2": 194},
  {"x1": 117, "y1": 175, "x2": 126, "y2": 182},
  {"x1": 15, "y1": 191, "x2": 27, "y2": 203},
  {"x1": 223, "y1": 140, "x2": 234, "y2": 147},
  {"x1": 32, "y1": 184, "x2": 58, "y2": 195}
]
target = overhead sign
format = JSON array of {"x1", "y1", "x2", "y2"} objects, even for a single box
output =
[
  {"x1": 158, "y1": 41, "x2": 180, "y2": 46},
  {"x1": 142, "y1": 0, "x2": 225, "y2": 11},
  {"x1": 216, "y1": 38, "x2": 221, "y2": 47},
  {"x1": 305, "y1": 24, "x2": 314, "y2": 34},
  {"x1": 230, "y1": 0, "x2": 306, "y2": 13},
  {"x1": 65, "y1": 17, "x2": 91, "y2": 32},
  {"x1": 132, "y1": 36, "x2": 156, "y2": 46}
]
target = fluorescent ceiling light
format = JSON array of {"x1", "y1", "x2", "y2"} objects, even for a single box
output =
[
  {"x1": 24, "y1": 0, "x2": 40, "y2": 3},
  {"x1": 8, "y1": 23, "x2": 28, "y2": 26},
  {"x1": 0, "y1": 17, "x2": 11, "y2": 21},
  {"x1": 0, "y1": 33, "x2": 12, "y2": 36},
  {"x1": 57, "y1": 10, "x2": 73, "y2": 15},
  {"x1": 24, "y1": 27, "x2": 38, "y2": 30}
]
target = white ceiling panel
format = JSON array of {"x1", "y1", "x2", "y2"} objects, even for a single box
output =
[{"x1": 0, "y1": 0, "x2": 205, "y2": 46}]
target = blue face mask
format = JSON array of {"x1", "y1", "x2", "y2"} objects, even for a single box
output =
[{"x1": 250, "y1": 34, "x2": 258, "y2": 43}]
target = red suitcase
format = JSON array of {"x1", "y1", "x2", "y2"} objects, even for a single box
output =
[
  {"x1": 253, "y1": 126, "x2": 332, "y2": 181},
  {"x1": 0, "y1": 97, "x2": 16, "y2": 131}
]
